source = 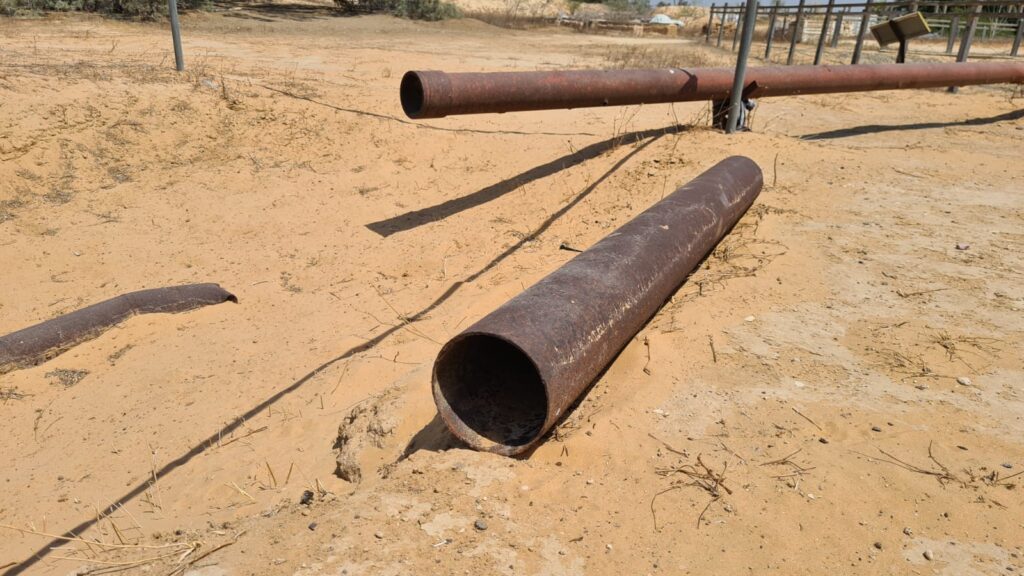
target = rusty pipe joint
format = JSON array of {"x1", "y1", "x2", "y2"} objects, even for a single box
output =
[{"x1": 432, "y1": 156, "x2": 764, "y2": 455}]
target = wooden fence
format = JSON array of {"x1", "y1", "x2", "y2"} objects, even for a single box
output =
[{"x1": 704, "y1": 0, "x2": 1024, "y2": 64}]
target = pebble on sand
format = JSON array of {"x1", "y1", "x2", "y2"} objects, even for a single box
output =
[
  {"x1": 956, "y1": 376, "x2": 972, "y2": 386},
  {"x1": 474, "y1": 519, "x2": 488, "y2": 531},
  {"x1": 923, "y1": 550, "x2": 934, "y2": 561}
]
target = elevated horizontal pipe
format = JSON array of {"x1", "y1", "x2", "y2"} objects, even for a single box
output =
[
  {"x1": 401, "y1": 62, "x2": 1024, "y2": 119},
  {"x1": 432, "y1": 157, "x2": 763, "y2": 456}
]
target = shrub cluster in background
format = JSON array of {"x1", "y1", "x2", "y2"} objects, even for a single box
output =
[
  {"x1": 333, "y1": 0, "x2": 460, "y2": 21},
  {"x1": 0, "y1": 0, "x2": 205, "y2": 18}
]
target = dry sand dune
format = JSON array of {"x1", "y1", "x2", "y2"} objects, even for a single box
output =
[{"x1": 0, "y1": 11, "x2": 1022, "y2": 576}]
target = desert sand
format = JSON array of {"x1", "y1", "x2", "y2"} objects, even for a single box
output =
[{"x1": 1, "y1": 9, "x2": 1022, "y2": 575}]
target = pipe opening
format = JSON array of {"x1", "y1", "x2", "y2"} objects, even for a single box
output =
[
  {"x1": 400, "y1": 72, "x2": 425, "y2": 118},
  {"x1": 434, "y1": 334, "x2": 547, "y2": 449}
]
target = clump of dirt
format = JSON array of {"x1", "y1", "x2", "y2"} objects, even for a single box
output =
[
  {"x1": 334, "y1": 388, "x2": 402, "y2": 483},
  {"x1": 45, "y1": 368, "x2": 89, "y2": 388}
]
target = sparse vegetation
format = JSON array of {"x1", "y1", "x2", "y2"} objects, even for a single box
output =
[
  {"x1": 333, "y1": 0, "x2": 460, "y2": 21},
  {"x1": 0, "y1": 0, "x2": 205, "y2": 18}
]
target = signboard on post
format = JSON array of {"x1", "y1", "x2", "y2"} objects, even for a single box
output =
[{"x1": 871, "y1": 12, "x2": 930, "y2": 63}]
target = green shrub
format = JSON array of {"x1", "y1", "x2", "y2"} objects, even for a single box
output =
[
  {"x1": 0, "y1": 0, "x2": 205, "y2": 18},
  {"x1": 391, "y1": 0, "x2": 459, "y2": 20},
  {"x1": 334, "y1": 0, "x2": 460, "y2": 21}
]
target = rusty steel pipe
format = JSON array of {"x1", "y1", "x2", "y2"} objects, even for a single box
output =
[
  {"x1": 432, "y1": 156, "x2": 763, "y2": 456},
  {"x1": 401, "y1": 62, "x2": 1024, "y2": 118}
]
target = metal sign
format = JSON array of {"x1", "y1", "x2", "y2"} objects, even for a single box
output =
[{"x1": 871, "y1": 12, "x2": 931, "y2": 46}]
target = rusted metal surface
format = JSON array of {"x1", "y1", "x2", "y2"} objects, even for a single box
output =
[
  {"x1": 0, "y1": 283, "x2": 237, "y2": 374},
  {"x1": 432, "y1": 157, "x2": 763, "y2": 456},
  {"x1": 401, "y1": 62, "x2": 1024, "y2": 119}
]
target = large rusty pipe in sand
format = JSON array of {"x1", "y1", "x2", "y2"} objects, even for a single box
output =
[
  {"x1": 432, "y1": 156, "x2": 763, "y2": 456},
  {"x1": 401, "y1": 62, "x2": 1024, "y2": 118}
]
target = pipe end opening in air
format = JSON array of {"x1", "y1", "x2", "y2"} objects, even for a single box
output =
[
  {"x1": 433, "y1": 334, "x2": 548, "y2": 453},
  {"x1": 400, "y1": 72, "x2": 425, "y2": 118}
]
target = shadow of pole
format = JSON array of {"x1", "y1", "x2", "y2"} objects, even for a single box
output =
[
  {"x1": 800, "y1": 108, "x2": 1024, "y2": 140},
  {"x1": 3, "y1": 127, "x2": 670, "y2": 576},
  {"x1": 366, "y1": 124, "x2": 688, "y2": 237}
]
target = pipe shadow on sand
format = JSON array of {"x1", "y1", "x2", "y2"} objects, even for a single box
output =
[{"x1": 800, "y1": 108, "x2": 1024, "y2": 140}]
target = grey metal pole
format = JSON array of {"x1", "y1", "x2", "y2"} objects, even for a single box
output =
[
  {"x1": 787, "y1": 0, "x2": 806, "y2": 65},
  {"x1": 851, "y1": 0, "x2": 873, "y2": 64},
  {"x1": 718, "y1": 3, "x2": 729, "y2": 47},
  {"x1": 814, "y1": 0, "x2": 836, "y2": 65},
  {"x1": 1012, "y1": 14, "x2": 1023, "y2": 56},
  {"x1": 726, "y1": 0, "x2": 759, "y2": 134},
  {"x1": 949, "y1": 3, "x2": 981, "y2": 93},
  {"x1": 946, "y1": 15, "x2": 960, "y2": 54},
  {"x1": 765, "y1": 4, "x2": 779, "y2": 60},
  {"x1": 168, "y1": 0, "x2": 184, "y2": 72},
  {"x1": 707, "y1": 3, "x2": 717, "y2": 43}
]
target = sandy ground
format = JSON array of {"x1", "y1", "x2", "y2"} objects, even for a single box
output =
[{"x1": 1, "y1": 10, "x2": 1023, "y2": 576}]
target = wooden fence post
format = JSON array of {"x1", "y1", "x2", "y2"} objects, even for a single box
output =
[
  {"x1": 946, "y1": 14, "x2": 960, "y2": 54},
  {"x1": 787, "y1": 0, "x2": 806, "y2": 65},
  {"x1": 814, "y1": 0, "x2": 836, "y2": 65},
  {"x1": 765, "y1": 4, "x2": 779, "y2": 60},
  {"x1": 707, "y1": 3, "x2": 717, "y2": 43},
  {"x1": 949, "y1": 3, "x2": 982, "y2": 93},
  {"x1": 718, "y1": 2, "x2": 729, "y2": 47},
  {"x1": 830, "y1": 7, "x2": 845, "y2": 48},
  {"x1": 1012, "y1": 11, "x2": 1024, "y2": 56},
  {"x1": 851, "y1": 0, "x2": 874, "y2": 64}
]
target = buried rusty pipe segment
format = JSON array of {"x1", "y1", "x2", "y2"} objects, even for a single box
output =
[
  {"x1": 401, "y1": 62, "x2": 1024, "y2": 118},
  {"x1": 432, "y1": 156, "x2": 763, "y2": 456}
]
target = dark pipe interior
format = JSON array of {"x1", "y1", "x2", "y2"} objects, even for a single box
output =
[
  {"x1": 400, "y1": 72, "x2": 424, "y2": 118},
  {"x1": 434, "y1": 334, "x2": 547, "y2": 448}
]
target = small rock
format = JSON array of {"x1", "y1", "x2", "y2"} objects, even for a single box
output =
[
  {"x1": 299, "y1": 490, "x2": 315, "y2": 506},
  {"x1": 586, "y1": 479, "x2": 594, "y2": 485},
  {"x1": 744, "y1": 315, "x2": 756, "y2": 322},
  {"x1": 871, "y1": 426, "x2": 882, "y2": 432},
  {"x1": 923, "y1": 550, "x2": 934, "y2": 561},
  {"x1": 605, "y1": 543, "x2": 613, "y2": 551},
  {"x1": 474, "y1": 519, "x2": 488, "y2": 531},
  {"x1": 956, "y1": 376, "x2": 972, "y2": 386},
  {"x1": 873, "y1": 542, "x2": 883, "y2": 550},
  {"x1": 308, "y1": 522, "x2": 318, "y2": 531},
  {"x1": 793, "y1": 381, "x2": 806, "y2": 388},
  {"x1": 1002, "y1": 463, "x2": 1013, "y2": 469},
  {"x1": 819, "y1": 437, "x2": 829, "y2": 444},
  {"x1": 955, "y1": 243, "x2": 970, "y2": 250},
  {"x1": 915, "y1": 384, "x2": 928, "y2": 390},
  {"x1": 903, "y1": 527, "x2": 913, "y2": 536},
  {"x1": 374, "y1": 531, "x2": 384, "y2": 539}
]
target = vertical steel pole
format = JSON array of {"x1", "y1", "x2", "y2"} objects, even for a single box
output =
[
  {"x1": 707, "y1": 4, "x2": 716, "y2": 43},
  {"x1": 726, "y1": 0, "x2": 759, "y2": 134},
  {"x1": 764, "y1": 4, "x2": 779, "y2": 60},
  {"x1": 1012, "y1": 13, "x2": 1023, "y2": 56},
  {"x1": 946, "y1": 14, "x2": 960, "y2": 54},
  {"x1": 787, "y1": 0, "x2": 806, "y2": 65},
  {"x1": 852, "y1": 0, "x2": 873, "y2": 65},
  {"x1": 718, "y1": 3, "x2": 729, "y2": 47},
  {"x1": 814, "y1": 0, "x2": 836, "y2": 65},
  {"x1": 830, "y1": 7, "x2": 844, "y2": 48},
  {"x1": 168, "y1": 0, "x2": 184, "y2": 72},
  {"x1": 949, "y1": 3, "x2": 981, "y2": 93}
]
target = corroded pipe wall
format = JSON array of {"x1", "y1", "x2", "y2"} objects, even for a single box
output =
[
  {"x1": 401, "y1": 62, "x2": 1024, "y2": 118},
  {"x1": 432, "y1": 157, "x2": 763, "y2": 456}
]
